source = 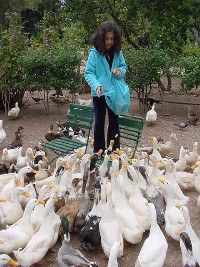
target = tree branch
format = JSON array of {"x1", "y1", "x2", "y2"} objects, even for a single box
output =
[{"x1": 106, "y1": 0, "x2": 139, "y2": 49}]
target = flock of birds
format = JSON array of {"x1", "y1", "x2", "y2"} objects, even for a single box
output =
[
  {"x1": 31, "y1": 93, "x2": 92, "y2": 106},
  {"x1": 0, "y1": 96, "x2": 199, "y2": 267},
  {"x1": 1, "y1": 108, "x2": 200, "y2": 267}
]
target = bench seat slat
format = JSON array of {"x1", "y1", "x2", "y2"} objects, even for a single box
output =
[{"x1": 41, "y1": 103, "x2": 94, "y2": 162}]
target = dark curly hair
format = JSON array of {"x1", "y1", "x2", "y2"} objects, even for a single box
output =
[{"x1": 93, "y1": 21, "x2": 121, "y2": 55}]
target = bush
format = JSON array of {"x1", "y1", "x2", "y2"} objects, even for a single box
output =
[
  {"x1": 177, "y1": 46, "x2": 200, "y2": 92},
  {"x1": 18, "y1": 43, "x2": 83, "y2": 92},
  {"x1": 123, "y1": 44, "x2": 170, "y2": 96}
]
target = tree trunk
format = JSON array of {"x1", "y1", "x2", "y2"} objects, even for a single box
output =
[
  {"x1": 167, "y1": 75, "x2": 172, "y2": 91},
  {"x1": 156, "y1": 78, "x2": 166, "y2": 91}
]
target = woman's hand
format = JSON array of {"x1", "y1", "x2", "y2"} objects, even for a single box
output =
[
  {"x1": 96, "y1": 86, "x2": 104, "y2": 98},
  {"x1": 112, "y1": 68, "x2": 120, "y2": 77}
]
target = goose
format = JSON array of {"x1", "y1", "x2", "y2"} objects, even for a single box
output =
[
  {"x1": 0, "y1": 254, "x2": 19, "y2": 266},
  {"x1": 0, "y1": 198, "x2": 43, "y2": 254},
  {"x1": 58, "y1": 217, "x2": 98, "y2": 267},
  {"x1": 158, "y1": 133, "x2": 177, "y2": 157},
  {"x1": 179, "y1": 232, "x2": 199, "y2": 267},
  {"x1": 145, "y1": 102, "x2": 157, "y2": 125},
  {"x1": 180, "y1": 206, "x2": 200, "y2": 265},
  {"x1": 8, "y1": 102, "x2": 20, "y2": 119},
  {"x1": 135, "y1": 203, "x2": 168, "y2": 267},
  {"x1": 75, "y1": 93, "x2": 92, "y2": 106},
  {"x1": 0, "y1": 120, "x2": 6, "y2": 143}
]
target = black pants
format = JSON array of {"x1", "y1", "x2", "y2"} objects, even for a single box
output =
[{"x1": 93, "y1": 96, "x2": 120, "y2": 153}]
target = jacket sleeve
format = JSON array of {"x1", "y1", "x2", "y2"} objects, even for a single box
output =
[
  {"x1": 118, "y1": 51, "x2": 127, "y2": 79},
  {"x1": 84, "y1": 51, "x2": 101, "y2": 95}
]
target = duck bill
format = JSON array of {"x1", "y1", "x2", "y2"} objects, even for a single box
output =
[
  {"x1": 8, "y1": 259, "x2": 19, "y2": 266},
  {"x1": 22, "y1": 192, "x2": 31, "y2": 198}
]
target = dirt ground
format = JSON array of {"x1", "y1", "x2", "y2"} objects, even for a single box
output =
[{"x1": 0, "y1": 86, "x2": 200, "y2": 267}]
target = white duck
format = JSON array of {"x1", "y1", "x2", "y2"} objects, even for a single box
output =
[
  {"x1": 0, "y1": 166, "x2": 36, "y2": 199},
  {"x1": 0, "y1": 120, "x2": 6, "y2": 144},
  {"x1": 31, "y1": 185, "x2": 50, "y2": 233},
  {"x1": 0, "y1": 254, "x2": 19, "y2": 266},
  {"x1": 128, "y1": 164, "x2": 151, "y2": 230},
  {"x1": 185, "y1": 142, "x2": 199, "y2": 167},
  {"x1": 8, "y1": 102, "x2": 20, "y2": 118},
  {"x1": 34, "y1": 160, "x2": 49, "y2": 181},
  {"x1": 1, "y1": 147, "x2": 22, "y2": 165},
  {"x1": 0, "y1": 172, "x2": 16, "y2": 191},
  {"x1": 16, "y1": 147, "x2": 35, "y2": 169},
  {"x1": 145, "y1": 102, "x2": 157, "y2": 125},
  {"x1": 171, "y1": 160, "x2": 195, "y2": 190},
  {"x1": 19, "y1": 183, "x2": 37, "y2": 209},
  {"x1": 162, "y1": 158, "x2": 189, "y2": 205},
  {"x1": 135, "y1": 203, "x2": 168, "y2": 267},
  {"x1": 75, "y1": 93, "x2": 92, "y2": 106},
  {"x1": 175, "y1": 146, "x2": 189, "y2": 172},
  {"x1": 0, "y1": 187, "x2": 30, "y2": 226},
  {"x1": 0, "y1": 198, "x2": 42, "y2": 254},
  {"x1": 158, "y1": 133, "x2": 177, "y2": 156},
  {"x1": 191, "y1": 161, "x2": 200, "y2": 194},
  {"x1": 148, "y1": 137, "x2": 164, "y2": 169},
  {"x1": 158, "y1": 179, "x2": 185, "y2": 241},
  {"x1": 113, "y1": 173, "x2": 145, "y2": 244},
  {"x1": 99, "y1": 181, "x2": 123, "y2": 267},
  {"x1": 180, "y1": 206, "x2": 200, "y2": 265},
  {"x1": 14, "y1": 195, "x2": 59, "y2": 267}
]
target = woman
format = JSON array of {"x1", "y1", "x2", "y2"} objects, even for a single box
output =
[{"x1": 84, "y1": 20, "x2": 129, "y2": 153}]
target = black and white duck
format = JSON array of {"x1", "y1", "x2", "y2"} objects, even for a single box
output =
[
  {"x1": 139, "y1": 165, "x2": 166, "y2": 226},
  {"x1": 179, "y1": 232, "x2": 200, "y2": 267},
  {"x1": 58, "y1": 217, "x2": 98, "y2": 267}
]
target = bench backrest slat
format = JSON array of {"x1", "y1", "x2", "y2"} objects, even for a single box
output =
[{"x1": 119, "y1": 114, "x2": 144, "y2": 155}]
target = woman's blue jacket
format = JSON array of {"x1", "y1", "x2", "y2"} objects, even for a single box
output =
[{"x1": 84, "y1": 48, "x2": 127, "y2": 97}]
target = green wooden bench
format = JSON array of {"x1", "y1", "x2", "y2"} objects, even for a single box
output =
[
  {"x1": 97, "y1": 113, "x2": 144, "y2": 166},
  {"x1": 41, "y1": 103, "x2": 94, "y2": 163}
]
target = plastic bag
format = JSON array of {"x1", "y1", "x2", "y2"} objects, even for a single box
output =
[{"x1": 105, "y1": 77, "x2": 130, "y2": 115}]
